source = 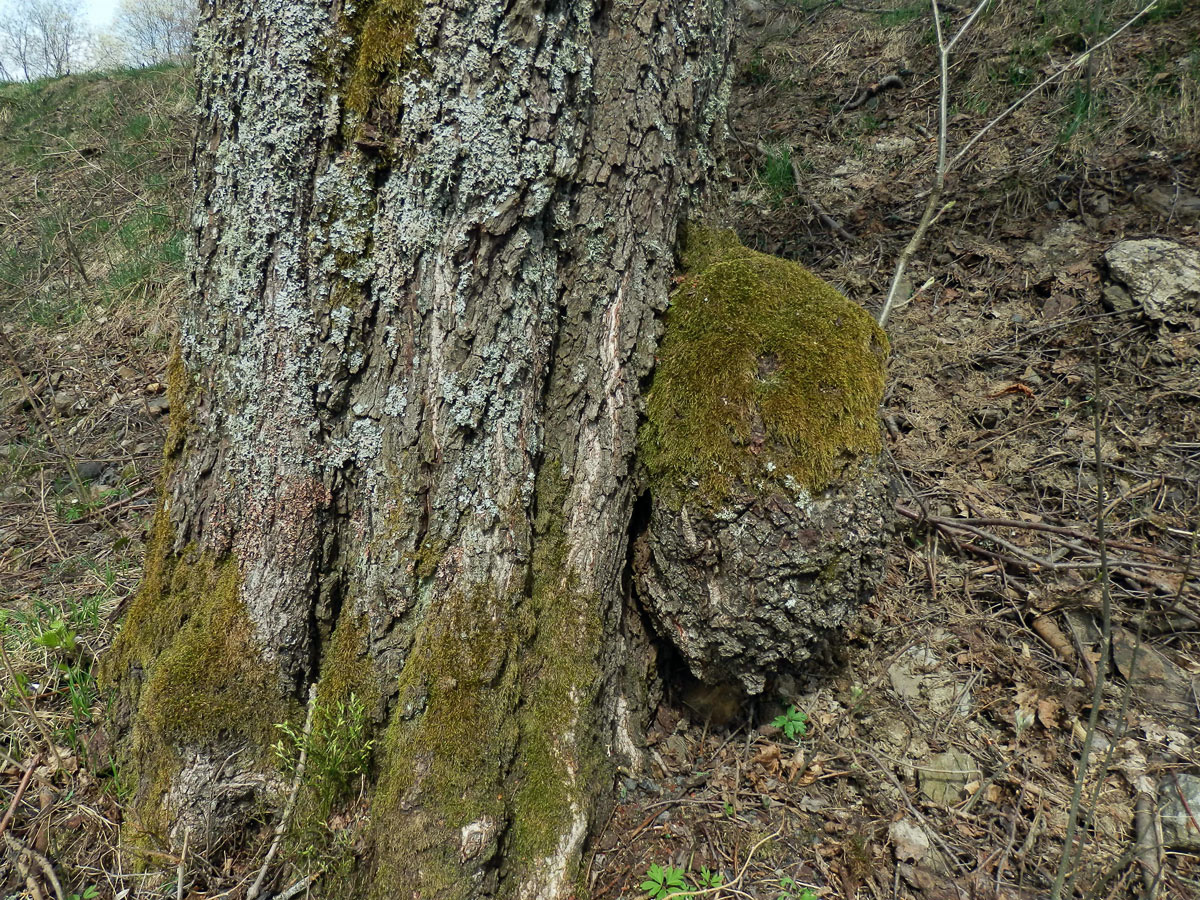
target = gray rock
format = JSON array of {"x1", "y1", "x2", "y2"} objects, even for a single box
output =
[
  {"x1": 888, "y1": 645, "x2": 972, "y2": 719},
  {"x1": 1104, "y1": 239, "x2": 1200, "y2": 327},
  {"x1": 741, "y1": 0, "x2": 767, "y2": 26},
  {"x1": 75, "y1": 460, "x2": 107, "y2": 480},
  {"x1": 1112, "y1": 627, "x2": 1200, "y2": 719},
  {"x1": 919, "y1": 748, "x2": 979, "y2": 806},
  {"x1": 1159, "y1": 773, "x2": 1200, "y2": 850},
  {"x1": 889, "y1": 818, "x2": 931, "y2": 863},
  {"x1": 53, "y1": 390, "x2": 81, "y2": 414}
]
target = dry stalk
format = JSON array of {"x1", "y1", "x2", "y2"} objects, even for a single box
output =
[
  {"x1": 1133, "y1": 784, "x2": 1161, "y2": 900},
  {"x1": 879, "y1": 0, "x2": 1164, "y2": 327},
  {"x1": 177, "y1": 826, "x2": 189, "y2": 900},
  {"x1": 246, "y1": 685, "x2": 317, "y2": 900},
  {"x1": 0, "y1": 636, "x2": 66, "y2": 773},
  {"x1": 3, "y1": 831, "x2": 66, "y2": 900},
  {"x1": 0, "y1": 754, "x2": 39, "y2": 838},
  {"x1": 877, "y1": 0, "x2": 988, "y2": 327},
  {"x1": 1049, "y1": 341, "x2": 1113, "y2": 900},
  {"x1": 661, "y1": 827, "x2": 783, "y2": 900}
]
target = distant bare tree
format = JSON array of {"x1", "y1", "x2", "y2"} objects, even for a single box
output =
[
  {"x1": 0, "y1": 0, "x2": 85, "y2": 80},
  {"x1": 110, "y1": 0, "x2": 193, "y2": 66}
]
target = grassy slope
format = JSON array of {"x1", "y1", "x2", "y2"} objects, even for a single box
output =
[
  {"x1": 0, "y1": 64, "x2": 190, "y2": 328},
  {"x1": 1, "y1": 66, "x2": 189, "y2": 900}
]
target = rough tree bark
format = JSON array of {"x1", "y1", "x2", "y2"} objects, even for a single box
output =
[{"x1": 102, "y1": 0, "x2": 736, "y2": 895}]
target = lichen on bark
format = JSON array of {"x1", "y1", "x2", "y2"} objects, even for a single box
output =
[{"x1": 106, "y1": 0, "x2": 738, "y2": 893}]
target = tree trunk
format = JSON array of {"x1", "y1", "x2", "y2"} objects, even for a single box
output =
[{"x1": 103, "y1": 0, "x2": 735, "y2": 895}]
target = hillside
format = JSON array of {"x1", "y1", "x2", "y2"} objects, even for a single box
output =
[
  {"x1": 1, "y1": 65, "x2": 189, "y2": 898},
  {"x1": 2, "y1": 2, "x2": 1199, "y2": 897}
]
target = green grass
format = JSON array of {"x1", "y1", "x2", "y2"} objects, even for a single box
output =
[
  {"x1": 760, "y1": 144, "x2": 796, "y2": 204},
  {"x1": 877, "y1": 2, "x2": 927, "y2": 27},
  {"x1": 0, "y1": 66, "x2": 191, "y2": 326}
]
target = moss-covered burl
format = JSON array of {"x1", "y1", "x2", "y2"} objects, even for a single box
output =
[{"x1": 635, "y1": 226, "x2": 893, "y2": 694}]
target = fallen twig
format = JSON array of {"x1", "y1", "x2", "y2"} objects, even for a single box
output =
[
  {"x1": 792, "y1": 159, "x2": 857, "y2": 242},
  {"x1": 246, "y1": 686, "x2": 317, "y2": 900},
  {"x1": 3, "y1": 831, "x2": 66, "y2": 900},
  {"x1": 276, "y1": 873, "x2": 321, "y2": 900},
  {"x1": 0, "y1": 755, "x2": 39, "y2": 839},
  {"x1": 1133, "y1": 784, "x2": 1161, "y2": 900},
  {"x1": 840, "y1": 73, "x2": 905, "y2": 112},
  {"x1": 894, "y1": 503, "x2": 1200, "y2": 602},
  {"x1": 661, "y1": 827, "x2": 783, "y2": 900},
  {"x1": 1050, "y1": 342, "x2": 1114, "y2": 900}
]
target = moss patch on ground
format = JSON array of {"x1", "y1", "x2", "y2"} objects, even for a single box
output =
[{"x1": 641, "y1": 225, "x2": 888, "y2": 501}]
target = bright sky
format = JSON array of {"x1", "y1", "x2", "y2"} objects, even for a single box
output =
[{"x1": 80, "y1": 0, "x2": 120, "y2": 29}]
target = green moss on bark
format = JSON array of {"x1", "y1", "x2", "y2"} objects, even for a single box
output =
[
  {"x1": 371, "y1": 582, "x2": 521, "y2": 896},
  {"x1": 641, "y1": 225, "x2": 888, "y2": 501},
  {"x1": 369, "y1": 463, "x2": 608, "y2": 895},
  {"x1": 507, "y1": 463, "x2": 605, "y2": 869},
  {"x1": 315, "y1": 604, "x2": 381, "y2": 715},
  {"x1": 343, "y1": 0, "x2": 423, "y2": 117},
  {"x1": 163, "y1": 343, "x2": 192, "y2": 460},
  {"x1": 100, "y1": 507, "x2": 292, "y2": 834}
]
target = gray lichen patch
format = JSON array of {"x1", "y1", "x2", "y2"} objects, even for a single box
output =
[{"x1": 640, "y1": 225, "x2": 888, "y2": 502}]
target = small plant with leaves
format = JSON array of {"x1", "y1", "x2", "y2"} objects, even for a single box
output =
[
  {"x1": 641, "y1": 863, "x2": 691, "y2": 899},
  {"x1": 697, "y1": 866, "x2": 724, "y2": 889},
  {"x1": 771, "y1": 705, "x2": 808, "y2": 741},
  {"x1": 777, "y1": 875, "x2": 819, "y2": 900},
  {"x1": 274, "y1": 692, "x2": 375, "y2": 813},
  {"x1": 759, "y1": 144, "x2": 796, "y2": 204}
]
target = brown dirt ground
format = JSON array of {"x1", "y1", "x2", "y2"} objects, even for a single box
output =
[{"x1": 1, "y1": 2, "x2": 1199, "y2": 898}]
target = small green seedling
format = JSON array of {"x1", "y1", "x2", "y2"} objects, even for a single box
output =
[
  {"x1": 641, "y1": 863, "x2": 690, "y2": 899},
  {"x1": 32, "y1": 618, "x2": 77, "y2": 654},
  {"x1": 778, "y1": 875, "x2": 819, "y2": 900},
  {"x1": 697, "y1": 867, "x2": 724, "y2": 888},
  {"x1": 772, "y1": 705, "x2": 808, "y2": 741}
]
